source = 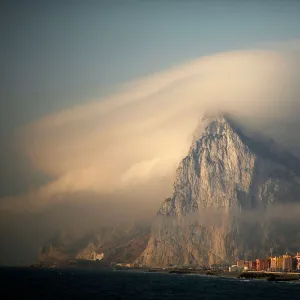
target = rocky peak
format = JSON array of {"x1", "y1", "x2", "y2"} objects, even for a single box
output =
[
  {"x1": 190, "y1": 113, "x2": 229, "y2": 146},
  {"x1": 140, "y1": 113, "x2": 300, "y2": 267}
]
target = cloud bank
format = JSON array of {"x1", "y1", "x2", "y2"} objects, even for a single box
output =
[{"x1": 1, "y1": 46, "x2": 300, "y2": 214}]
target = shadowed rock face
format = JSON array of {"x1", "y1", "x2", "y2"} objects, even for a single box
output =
[
  {"x1": 139, "y1": 115, "x2": 300, "y2": 267},
  {"x1": 38, "y1": 222, "x2": 150, "y2": 265}
]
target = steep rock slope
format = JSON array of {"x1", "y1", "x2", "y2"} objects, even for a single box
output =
[
  {"x1": 38, "y1": 222, "x2": 150, "y2": 265},
  {"x1": 139, "y1": 115, "x2": 300, "y2": 267}
]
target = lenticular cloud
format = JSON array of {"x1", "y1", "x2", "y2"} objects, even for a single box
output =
[{"x1": 2, "y1": 46, "x2": 300, "y2": 212}]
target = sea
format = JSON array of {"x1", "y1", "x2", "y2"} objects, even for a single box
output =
[{"x1": 1, "y1": 267, "x2": 300, "y2": 300}]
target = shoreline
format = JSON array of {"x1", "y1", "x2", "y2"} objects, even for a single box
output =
[
  {"x1": 3, "y1": 265, "x2": 300, "y2": 282},
  {"x1": 166, "y1": 269, "x2": 300, "y2": 282}
]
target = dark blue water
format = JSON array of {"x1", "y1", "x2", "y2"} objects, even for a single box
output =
[{"x1": 1, "y1": 268, "x2": 299, "y2": 300}]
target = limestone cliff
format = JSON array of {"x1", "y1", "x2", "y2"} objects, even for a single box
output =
[{"x1": 139, "y1": 115, "x2": 300, "y2": 267}]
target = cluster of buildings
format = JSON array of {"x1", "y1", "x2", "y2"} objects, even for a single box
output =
[
  {"x1": 230, "y1": 253, "x2": 300, "y2": 272},
  {"x1": 111, "y1": 262, "x2": 134, "y2": 268},
  {"x1": 101, "y1": 253, "x2": 300, "y2": 271}
]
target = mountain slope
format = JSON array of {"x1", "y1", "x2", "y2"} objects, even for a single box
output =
[
  {"x1": 38, "y1": 222, "x2": 150, "y2": 265},
  {"x1": 139, "y1": 114, "x2": 300, "y2": 267}
]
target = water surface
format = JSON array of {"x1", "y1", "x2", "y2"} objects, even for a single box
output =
[{"x1": 1, "y1": 267, "x2": 299, "y2": 299}]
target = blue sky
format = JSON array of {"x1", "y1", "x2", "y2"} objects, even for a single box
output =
[{"x1": 2, "y1": 0, "x2": 300, "y2": 134}]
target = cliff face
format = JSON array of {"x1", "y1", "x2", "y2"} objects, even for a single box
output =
[{"x1": 139, "y1": 115, "x2": 300, "y2": 267}]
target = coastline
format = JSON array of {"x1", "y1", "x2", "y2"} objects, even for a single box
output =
[
  {"x1": 2, "y1": 264, "x2": 300, "y2": 283},
  {"x1": 146, "y1": 268, "x2": 300, "y2": 282}
]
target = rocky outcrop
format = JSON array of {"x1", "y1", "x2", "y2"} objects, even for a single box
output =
[
  {"x1": 76, "y1": 243, "x2": 104, "y2": 261},
  {"x1": 39, "y1": 222, "x2": 150, "y2": 265},
  {"x1": 139, "y1": 114, "x2": 300, "y2": 267}
]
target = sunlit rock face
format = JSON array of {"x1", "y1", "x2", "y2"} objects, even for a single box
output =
[
  {"x1": 76, "y1": 243, "x2": 104, "y2": 261},
  {"x1": 139, "y1": 114, "x2": 300, "y2": 267}
]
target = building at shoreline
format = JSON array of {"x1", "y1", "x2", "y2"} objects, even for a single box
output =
[
  {"x1": 256, "y1": 258, "x2": 269, "y2": 271},
  {"x1": 270, "y1": 256, "x2": 277, "y2": 271},
  {"x1": 238, "y1": 252, "x2": 300, "y2": 272},
  {"x1": 236, "y1": 260, "x2": 245, "y2": 270},
  {"x1": 248, "y1": 260, "x2": 256, "y2": 270},
  {"x1": 296, "y1": 253, "x2": 300, "y2": 271},
  {"x1": 282, "y1": 254, "x2": 293, "y2": 271}
]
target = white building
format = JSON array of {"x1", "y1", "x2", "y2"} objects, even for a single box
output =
[{"x1": 229, "y1": 265, "x2": 242, "y2": 272}]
